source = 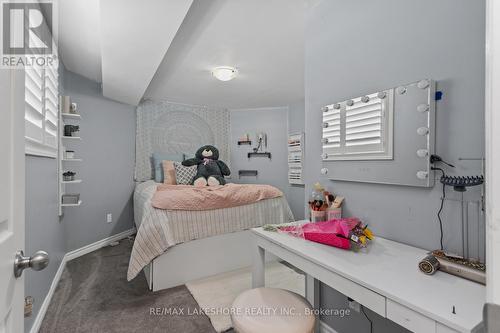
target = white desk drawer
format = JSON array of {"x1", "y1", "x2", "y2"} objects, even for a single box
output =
[{"x1": 387, "y1": 299, "x2": 435, "y2": 333}]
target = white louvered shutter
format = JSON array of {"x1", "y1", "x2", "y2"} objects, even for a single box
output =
[
  {"x1": 44, "y1": 64, "x2": 59, "y2": 149},
  {"x1": 25, "y1": 60, "x2": 59, "y2": 157},
  {"x1": 344, "y1": 93, "x2": 384, "y2": 149},
  {"x1": 322, "y1": 90, "x2": 393, "y2": 160},
  {"x1": 25, "y1": 65, "x2": 45, "y2": 147}
]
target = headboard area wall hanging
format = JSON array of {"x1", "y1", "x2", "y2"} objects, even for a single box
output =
[{"x1": 135, "y1": 99, "x2": 231, "y2": 181}]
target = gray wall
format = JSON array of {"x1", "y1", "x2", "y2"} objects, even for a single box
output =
[
  {"x1": 230, "y1": 107, "x2": 289, "y2": 193},
  {"x1": 24, "y1": 156, "x2": 66, "y2": 332},
  {"x1": 288, "y1": 101, "x2": 306, "y2": 220},
  {"x1": 230, "y1": 106, "x2": 306, "y2": 220},
  {"x1": 305, "y1": 0, "x2": 485, "y2": 332},
  {"x1": 24, "y1": 65, "x2": 68, "y2": 332},
  {"x1": 62, "y1": 70, "x2": 136, "y2": 251},
  {"x1": 24, "y1": 68, "x2": 136, "y2": 332}
]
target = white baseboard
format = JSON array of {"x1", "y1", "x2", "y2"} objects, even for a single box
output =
[
  {"x1": 319, "y1": 320, "x2": 339, "y2": 333},
  {"x1": 29, "y1": 228, "x2": 136, "y2": 333},
  {"x1": 29, "y1": 254, "x2": 67, "y2": 333},
  {"x1": 65, "y1": 228, "x2": 136, "y2": 261}
]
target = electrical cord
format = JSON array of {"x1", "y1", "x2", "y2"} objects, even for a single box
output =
[
  {"x1": 432, "y1": 167, "x2": 446, "y2": 250},
  {"x1": 360, "y1": 305, "x2": 373, "y2": 333}
]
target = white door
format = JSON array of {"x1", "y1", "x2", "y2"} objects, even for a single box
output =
[
  {"x1": 485, "y1": 0, "x2": 500, "y2": 330},
  {"x1": 0, "y1": 68, "x2": 26, "y2": 332}
]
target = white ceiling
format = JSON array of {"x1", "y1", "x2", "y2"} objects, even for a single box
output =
[
  {"x1": 57, "y1": 0, "x2": 305, "y2": 108},
  {"x1": 57, "y1": 0, "x2": 102, "y2": 83},
  {"x1": 144, "y1": 0, "x2": 305, "y2": 108},
  {"x1": 100, "y1": 0, "x2": 193, "y2": 105}
]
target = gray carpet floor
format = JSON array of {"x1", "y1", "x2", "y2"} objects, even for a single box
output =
[{"x1": 39, "y1": 238, "x2": 221, "y2": 333}]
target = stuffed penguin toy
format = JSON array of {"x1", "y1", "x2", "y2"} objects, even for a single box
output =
[{"x1": 182, "y1": 145, "x2": 231, "y2": 186}]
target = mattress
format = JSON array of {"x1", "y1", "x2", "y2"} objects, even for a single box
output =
[{"x1": 128, "y1": 181, "x2": 294, "y2": 280}]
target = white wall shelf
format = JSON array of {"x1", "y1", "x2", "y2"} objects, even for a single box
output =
[
  {"x1": 61, "y1": 179, "x2": 82, "y2": 184},
  {"x1": 288, "y1": 132, "x2": 304, "y2": 185},
  {"x1": 58, "y1": 95, "x2": 82, "y2": 216},
  {"x1": 61, "y1": 200, "x2": 82, "y2": 207},
  {"x1": 61, "y1": 113, "x2": 81, "y2": 119}
]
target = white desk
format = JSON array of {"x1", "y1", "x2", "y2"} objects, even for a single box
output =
[{"x1": 251, "y1": 226, "x2": 485, "y2": 333}]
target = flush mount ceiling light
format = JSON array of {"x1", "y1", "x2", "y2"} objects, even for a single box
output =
[{"x1": 212, "y1": 66, "x2": 238, "y2": 81}]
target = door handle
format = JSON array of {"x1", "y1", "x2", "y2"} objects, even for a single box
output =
[{"x1": 14, "y1": 250, "x2": 49, "y2": 278}]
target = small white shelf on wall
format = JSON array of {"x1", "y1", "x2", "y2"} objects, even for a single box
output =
[
  {"x1": 61, "y1": 200, "x2": 82, "y2": 207},
  {"x1": 58, "y1": 96, "x2": 82, "y2": 216},
  {"x1": 61, "y1": 179, "x2": 82, "y2": 184},
  {"x1": 62, "y1": 113, "x2": 81, "y2": 120},
  {"x1": 288, "y1": 132, "x2": 304, "y2": 185}
]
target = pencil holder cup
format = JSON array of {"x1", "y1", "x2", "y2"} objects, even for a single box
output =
[
  {"x1": 310, "y1": 210, "x2": 327, "y2": 223},
  {"x1": 327, "y1": 208, "x2": 342, "y2": 220}
]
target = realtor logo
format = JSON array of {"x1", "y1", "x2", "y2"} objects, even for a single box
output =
[{"x1": 1, "y1": 0, "x2": 57, "y2": 68}]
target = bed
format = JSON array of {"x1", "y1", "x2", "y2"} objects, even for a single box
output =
[{"x1": 129, "y1": 180, "x2": 294, "y2": 291}]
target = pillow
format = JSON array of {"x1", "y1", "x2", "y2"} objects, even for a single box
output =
[
  {"x1": 173, "y1": 162, "x2": 197, "y2": 185},
  {"x1": 152, "y1": 153, "x2": 183, "y2": 183},
  {"x1": 183, "y1": 153, "x2": 195, "y2": 160},
  {"x1": 162, "y1": 161, "x2": 177, "y2": 185}
]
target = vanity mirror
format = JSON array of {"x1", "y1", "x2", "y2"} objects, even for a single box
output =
[{"x1": 321, "y1": 79, "x2": 436, "y2": 187}]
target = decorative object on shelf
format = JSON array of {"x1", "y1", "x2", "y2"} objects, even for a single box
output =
[
  {"x1": 238, "y1": 134, "x2": 252, "y2": 145},
  {"x1": 62, "y1": 171, "x2": 76, "y2": 181},
  {"x1": 60, "y1": 96, "x2": 71, "y2": 114},
  {"x1": 62, "y1": 193, "x2": 80, "y2": 205},
  {"x1": 64, "y1": 125, "x2": 79, "y2": 137},
  {"x1": 65, "y1": 150, "x2": 75, "y2": 159},
  {"x1": 288, "y1": 132, "x2": 304, "y2": 185},
  {"x1": 238, "y1": 170, "x2": 258, "y2": 178},
  {"x1": 252, "y1": 132, "x2": 267, "y2": 153},
  {"x1": 70, "y1": 102, "x2": 78, "y2": 114}
]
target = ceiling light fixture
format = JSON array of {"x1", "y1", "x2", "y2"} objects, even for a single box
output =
[{"x1": 212, "y1": 66, "x2": 238, "y2": 81}]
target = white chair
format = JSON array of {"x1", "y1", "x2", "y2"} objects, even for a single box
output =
[{"x1": 231, "y1": 287, "x2": 316, "y2": 333}]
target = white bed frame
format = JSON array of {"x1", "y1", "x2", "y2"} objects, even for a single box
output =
[{"x1": 143, "y1": 230, "x2": 276, "y2": 291}]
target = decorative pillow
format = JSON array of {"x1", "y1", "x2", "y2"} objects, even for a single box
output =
[
  {"x1": 173, "y1": 162, "x2": 197, "y2": 185},
  {"x1": 162, "y1": 161, "x2": 177, "y2": 185},
  {"x1": 152, "y1": 153, "x2": 183, "y2": 183}
]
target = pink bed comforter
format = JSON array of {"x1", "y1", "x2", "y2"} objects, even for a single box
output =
[{"x1": 151, "y1": 183, "x2": 283, "y2": 210}]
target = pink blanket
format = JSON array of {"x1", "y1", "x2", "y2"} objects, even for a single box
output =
[{"x1": 151, "y1": 183, "x2": 283, "y2": 210}]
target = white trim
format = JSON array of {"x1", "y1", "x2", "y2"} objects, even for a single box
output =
[
  {"x1": 319, "y1": 321, "x2": 339, "y2": 333},
  {"x1": 29, "y1": 228, "x2": 136, "y2": 333},
  {"x1": 25, "y1": 138, "x2": 57, "y2": 159},
  {"x1": 29, "y1": 255, "x2": 66, "y2": 333},
  {"x1": 65, "y1": 228, "x2": 136, "y2": 261}
]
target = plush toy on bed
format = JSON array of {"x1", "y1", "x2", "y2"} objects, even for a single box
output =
[{"x1": 182, "y1": 145, "x2": 231, "y2": 187}]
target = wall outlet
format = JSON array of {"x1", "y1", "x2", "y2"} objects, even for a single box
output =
[
  {"x1": 106, "y1": 213, "x2": 112, "y2": 223},
  {"x1": 348, "y1": 298, "x2": 360, "y2": 313}
]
